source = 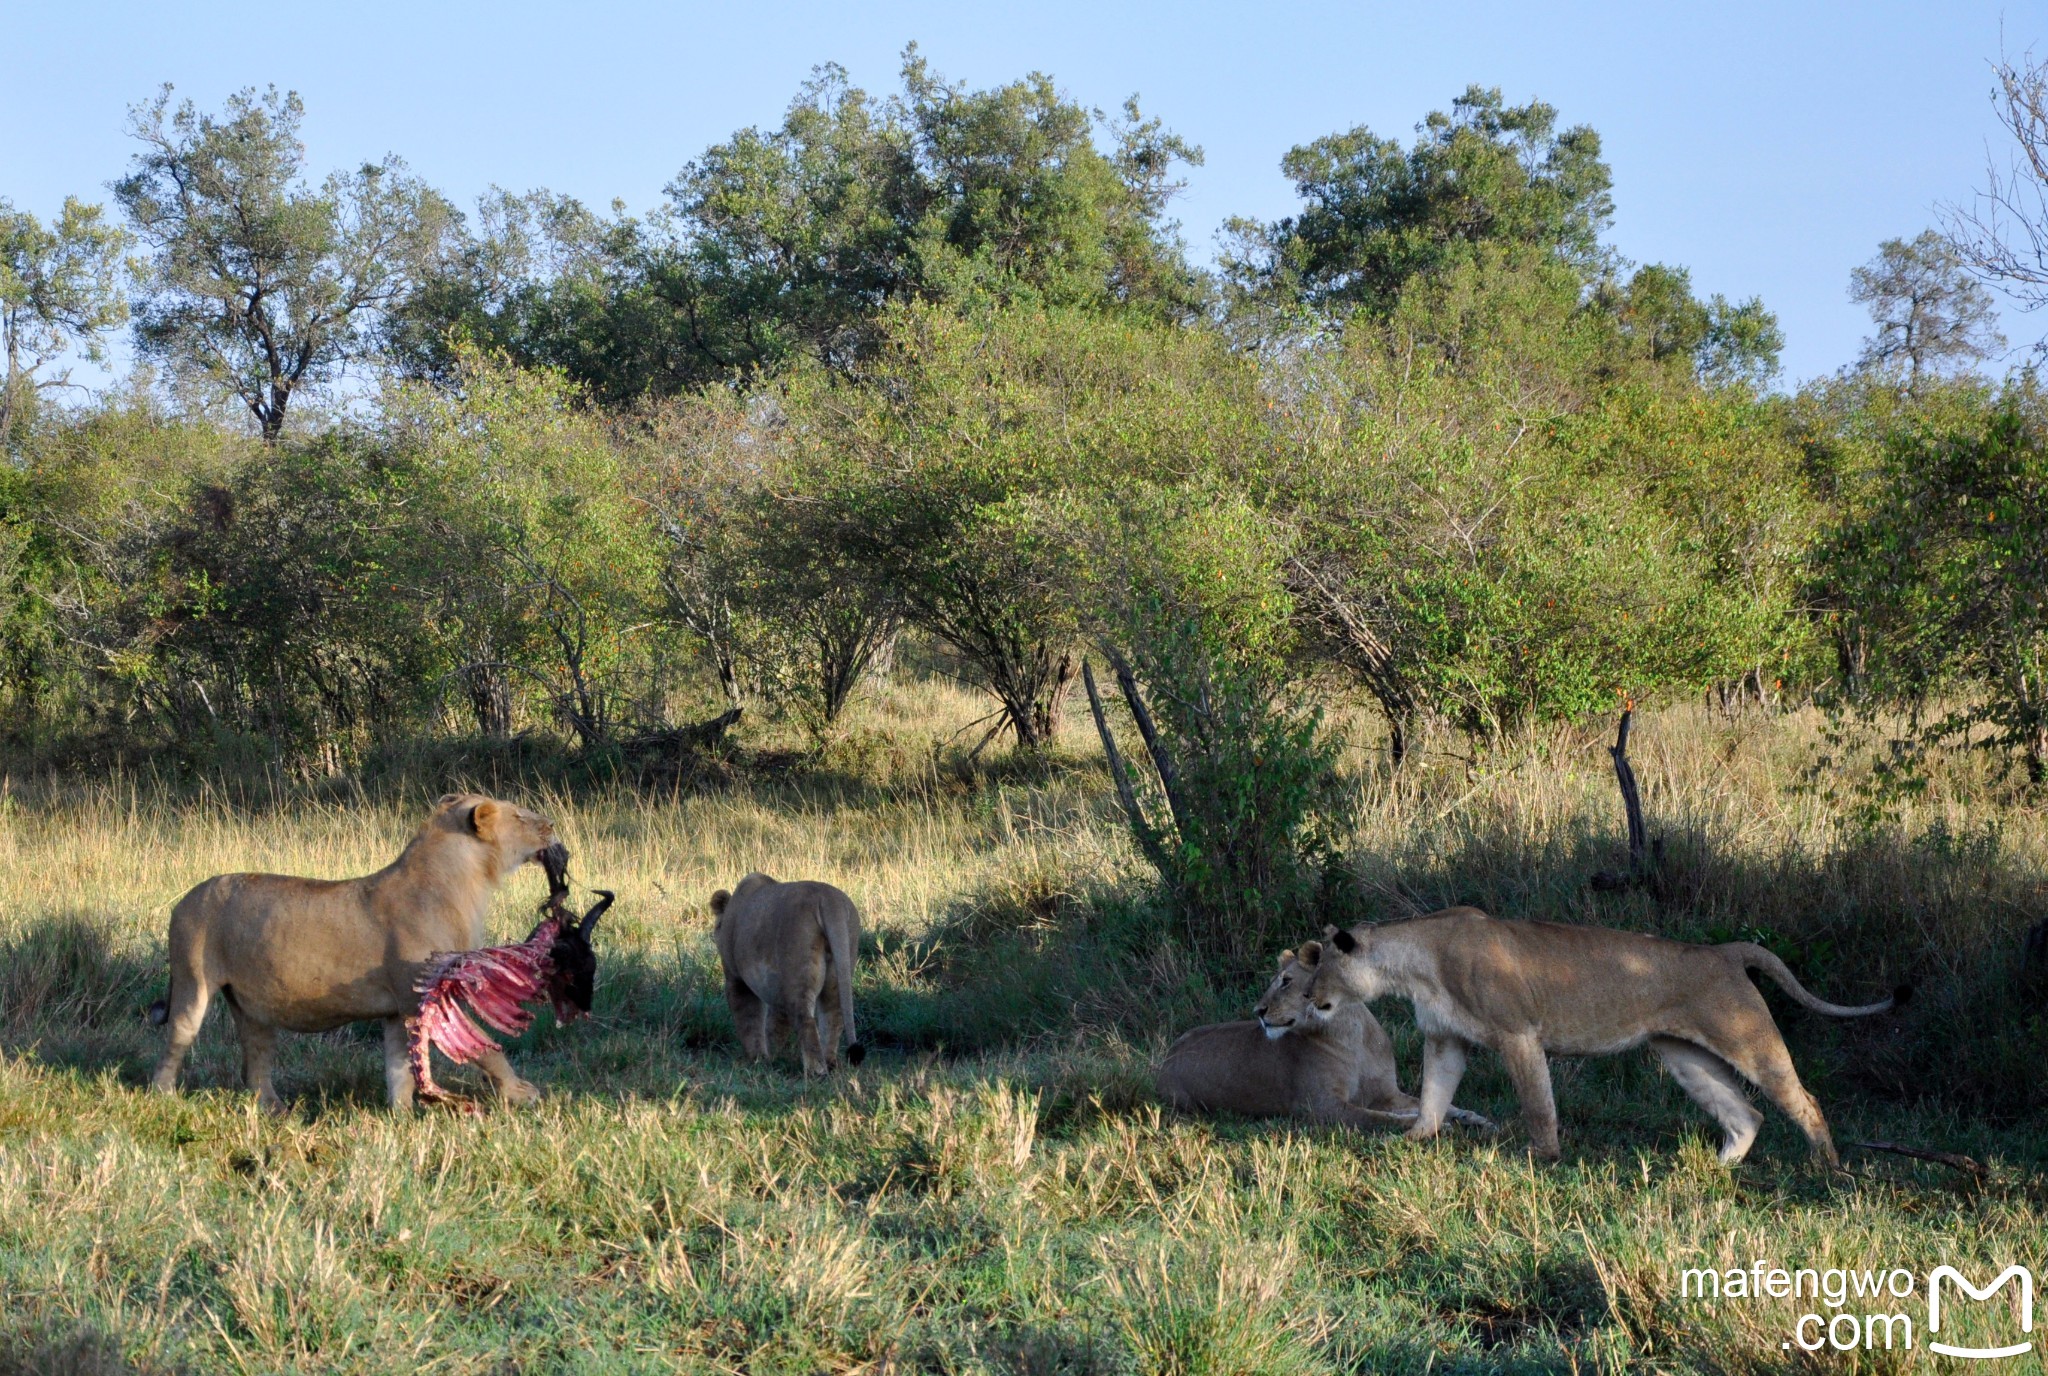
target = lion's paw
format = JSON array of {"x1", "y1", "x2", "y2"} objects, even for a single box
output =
[{"x1": 497, "y1": 1077, "x2": 543, "y2": 1107}]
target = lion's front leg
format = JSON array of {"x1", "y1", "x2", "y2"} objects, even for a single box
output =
[
  {"x1": 381, "y1": 1017, "x2": 417, "y2": 1110},
  {"x1": 238, "y1": 1020, "x2": 285, "y2": 1115},
  {"x1": 1409, "y1": 1036, "x2": 1467, "y2": 1141},
  {"x1": 473, "y1": 1047, "x2": 542, "y2": 1107}
]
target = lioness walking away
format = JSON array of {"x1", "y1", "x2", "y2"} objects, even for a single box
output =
[
  {"x1": 711, "y1": 874, "x2": 864, "y2": 1074},
  {"x1": 1158, "y1": 942, "x2": 1493, "y2": 1132},
  {"x1": 150, "y1": 794, "x2": 570, "y2": 1111},
  {"x1": 1310, "y1": 908, "x2": 1905, "y2": 1165}
]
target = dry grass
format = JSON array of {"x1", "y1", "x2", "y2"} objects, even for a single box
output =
[{"x1": 0, "y1": 683, "x2": 2043, "y2": 1373}]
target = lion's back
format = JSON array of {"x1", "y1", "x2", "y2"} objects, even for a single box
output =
[
  {"x1": 1156, "y1": 1020, "x2": 1307, "y2": 1116},
  {"x1": 716, "y1": 876, "x2": 852, "y2": 984}
]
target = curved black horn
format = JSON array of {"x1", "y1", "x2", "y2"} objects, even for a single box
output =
[{"x1": 579, "y1": 890, "x2": 616, "y2": 935}]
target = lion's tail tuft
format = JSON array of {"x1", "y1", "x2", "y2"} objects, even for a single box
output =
[{"x1": 146, "y1": 999, "x2": 168, "y2": 1026}]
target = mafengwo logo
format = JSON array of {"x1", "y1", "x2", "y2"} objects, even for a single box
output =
[
  {"x1": 1928, "y1": 1266, "x2": 2032, "y2": 1360},
  {"x1": 1681, "y1": 1259, "x2": 2034, "y2": 1357}
]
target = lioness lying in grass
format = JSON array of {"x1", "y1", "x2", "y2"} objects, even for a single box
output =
[
  {"x1": 1157, "y1": 942, "x2": 1493, "y2": 1131},
  {"x1": 1298, "y1": 908, "x2": 1905, "y2": 1165}
]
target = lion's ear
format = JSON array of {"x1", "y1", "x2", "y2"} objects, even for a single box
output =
[
  {"x1": 468, "y1": 799, "x2": 504, "y2": 842},
  {"x1": 1276, "y1": 948, "x2": 1294, "y2": 969},
  {"x1": 709, "y1": 889, "x2": 731, "y2": 915},
  {"x1": 1331, "y1": 928, "x2": 1359, "y2": 954},
  {"x1": 1321, "y1": 924, "x2": 1339, "y2": 940},
  {"x1": 437, "y1": 792, "x2": 464, "y2": 809},
  {"x1": 1298, "y1": 939, "x2": 1323, "y2": 966}
]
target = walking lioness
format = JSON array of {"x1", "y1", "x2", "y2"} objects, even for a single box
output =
[
  {"x1": 1301, "y1": 908, "x2": 1905, "y2": 1165},
  {"x1": 149, "y1": 794, "x2": 570, "y2": 1111},
  {"x1": 1157, "y1": 942, "x2": 1493, "y2": 1132},
  {"x1": 711, "y1": 874, "x2": 864, "y2": 1075}
]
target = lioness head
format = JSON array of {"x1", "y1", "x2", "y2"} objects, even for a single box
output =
[
  {"x1": 1254, "y1": 941, "x2": 1336, "y2": 1039},
  {"x1": 1314, "y1": 923, "x2": 1388, "y2": 1002},
  {"x1": 434, "y1": 793, "x2": 569, "y2": 886}
]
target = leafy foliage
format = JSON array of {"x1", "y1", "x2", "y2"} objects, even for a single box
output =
[
  {"x1": 0, "y1": 197, "x2": 130, "y2": 447},
  {"x1": 1813, "y1": 382, "x2": 2048, "y2": 780},
  {"x1": 396, "y1": 51, "x2": 1204, "y2": 403},
  {"x1": 117, "y1": 85, "x2": 457, "y2": 441}
]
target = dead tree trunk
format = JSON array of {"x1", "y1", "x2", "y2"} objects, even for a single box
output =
[
  {"x1": 1591, "y1": 707, "x2": 1665, "y2": 894},
  {"x1": 1082, "y1": 660, "x2": 1172, "y2": 876}
]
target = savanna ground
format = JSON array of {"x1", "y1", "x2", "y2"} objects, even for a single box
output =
[{"x1": 1, "y1": 680, "x2": 2044, "y2": 1375}]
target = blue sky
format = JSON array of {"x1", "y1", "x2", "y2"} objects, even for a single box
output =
[{"x1": 7, "y1": 0, "x2": 2040, "y2": 385}]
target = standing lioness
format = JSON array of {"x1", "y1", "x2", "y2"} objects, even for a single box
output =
[
  {"x1": 149, "y1": 793, "x2": 569, "y2": 1111},
  {"x1": 710, "y1": 874, "x2": 864, "y2": 1075},
  {"x1": 1306, "y1": 908, "x2": 1905, "y2": 1166}
]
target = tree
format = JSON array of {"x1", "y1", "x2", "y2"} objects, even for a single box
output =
[
  {"x1": 1079, "y1": 486, "x2": 1334, "y2": 968},
  {"x1": 381, "y1": 351, "x2": 663, "y2": 749},
  {"x1": 1273, "y1": 293, "x2": 1812, "y2": 749},
  {"x1": 1850, "y1": 231, "x2": 2003, "y2": 391},
  {"x1": 397, "y1": 53, "x2": 1205, "y2": 402},
  {"x1": 1613, "y1": 263, "x2": 1783, "y2": 390},
  {"x1": 783, "y1": 303, "x2": 1265, "y2": 750},
  {"x1": 1946, "y1": 47, "x2": 2048, "y2": 329},
  {"x1": 116, "y1": 85, "x2": 456, "y2": 442},
  {"x1": 0, "y1": 198, "x2": 130, "y2": 446},
  {"x1": 1221, "y1": 86, "x2": 1614, "y2": 315},
  {"x1": 1813, "y1": 384, "x2": 2048, "y2": 782}
]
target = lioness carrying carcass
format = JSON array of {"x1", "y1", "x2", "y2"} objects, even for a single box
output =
[
  {"x1": 710, "y1": 874, "x2": 864, "y2": 1074},
  {"x1": 148, "y1": 793, "x2": 570, "y2": 1111},
  {"x1": 1292, "y1": 908, "x2": 1905, "y2": 1165},
  {"x1": 1157, "y1": 941, "x2": 1494, "y2": 1132}
]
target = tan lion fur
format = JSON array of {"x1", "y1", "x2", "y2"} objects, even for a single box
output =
[
  {"x1": 1159, "y1": 942, "x2": 1491, "y2": 1132},
  {"x1": 1310, "y1": 907, "x2": 1903, "y2": 1165},
  {"x1": 149, "y1": 794, "x2": 566, "y2": 1111},
  {"x1": 710, "y1": 873, "x2": 864, "y2": 1075}
]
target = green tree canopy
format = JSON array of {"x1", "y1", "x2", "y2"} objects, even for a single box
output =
[
  {"x1": 117, "y1": 85, "x2": 458, "y2": 441},
  {"x1": 1850, "y1": 230, "x2": 2005, "y2": 392},
  {"x1": 398, "y1": 52, "x2": 1205, "y2": 403},
  {"x1": 1222, "y1": 86, "x2": 1614, "y2": 315},
  {"x1": 0, "y1": 197, "x2": 131, "y2": 446}
]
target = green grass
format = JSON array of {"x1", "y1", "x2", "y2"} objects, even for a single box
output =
[{"x1": 0, "y1": 685, "x2": 2044, "y2": 1373}]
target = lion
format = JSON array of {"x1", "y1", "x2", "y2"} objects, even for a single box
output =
[
  {"x1": 710, "y1": 873, "x2": 864, "y2": 1075},
  {"x1": 1303, "y1": 907, "x2": 1906, "y2": 1165},
  {"x1": 148, "y1": 793, "x2": 569, "y2": 1112},
  {"x1": 1159, "y1": 942, "x2": 1493, "y2": 1131}
]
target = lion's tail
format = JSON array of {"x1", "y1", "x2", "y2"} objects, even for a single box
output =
[
  {"x1": 819, "y1": 896, "x2": 864, "y2": 1067},
  {"x1": 147, "y1": 998, "x2": 169, "y2": 1026},
  {"x1": 1728, "y1": 943, "x2": 1910, "y2": 1018}
]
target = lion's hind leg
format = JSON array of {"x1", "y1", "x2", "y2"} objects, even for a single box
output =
[
  {"x1": 817, "y1": 989, "x2": 844, "y2": 1073},
  {"x1": 726, "y1": 978, "x2": 770, "y2": 1061},
  {"x1": 1652, "y1": 1036, "x2": 1763, "y2": 1164},
  {"x1": 149, "y1": 941, "x2": 213, "y2": 1096},
  {"x1": 1698, "y1": 1014, "x2": 1840, "y2": 1168}
]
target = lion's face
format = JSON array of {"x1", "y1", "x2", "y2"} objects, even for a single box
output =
[
  {"x1": 1254, "y1": 941, "x2": 1337, "y2": 1040},
  {"x1": 436, "y1": 794, "x2": 568, "y2": 883},
  {"x1": 1318, "y1": 924, "x2": 1389, "y2": 1003}
]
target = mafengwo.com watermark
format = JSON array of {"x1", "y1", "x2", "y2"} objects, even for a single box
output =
[{"x1": 1682, "y1": 1258, "x2": 2036, "y2": 1358}]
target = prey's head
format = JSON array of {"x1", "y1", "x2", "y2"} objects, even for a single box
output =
[
  {"x1": 436, "y1": 793, "x2": 568, "y2": 887},
  {"x1": 543, "y1": 889, "x2": 613, "y2": 1022},
  {"x1": 1254, "y1": 941, "x2": 1335, "y2": 1039}
]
